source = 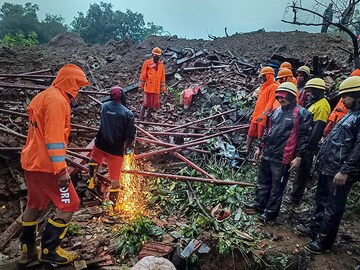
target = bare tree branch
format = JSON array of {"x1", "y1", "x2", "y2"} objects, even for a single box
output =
[{"x1": 285, "y1": 4, "x2": 360, "y2": 68}]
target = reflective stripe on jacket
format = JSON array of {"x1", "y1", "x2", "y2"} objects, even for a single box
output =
[
  {"x1": 260, "y1": 104, "x2": 312, "y2": 164},
  {"x1": 139, "y1": 59, "x2": 166, "y2": 94}
]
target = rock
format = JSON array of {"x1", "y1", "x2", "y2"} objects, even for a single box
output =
[{"x1": 131, "y1": 256, "x2": 176, "y2": 270}]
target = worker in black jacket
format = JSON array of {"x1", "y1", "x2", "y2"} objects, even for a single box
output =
[
  {"x1": 245, "y1": 82, "x2": 312, "y2": 222},
  {"x1": 296, "y1": 76, "x2": 360, "y2": 254},
  {"x1": 88, "y1": 86, "x2": 135, "y2": 207},
  {"x1": 286, "y1": 78, "x2": 331, "y2": 205}
]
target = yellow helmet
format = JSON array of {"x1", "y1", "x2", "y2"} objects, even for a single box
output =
[
  {"x1": 260, "y1": 66, "x2": 274, "y2": 75},
  {"x1": 152, "y1": 47, "x2": 162, "y2": 56},
  {"x1": 338, "y1": 76, "x2": 360, "y2": 95},
  {"x1": 304, "y1": 78, "x2": 326, "y2": 91},
  {"x1": 276, "y1": 82, "x2": 298, "y2": 97},
  {"x1": 280, "y1": 61, "x2": 292, "y2": 69},
  {"x1": 276, "y1": 68, "x2": 293, "y2": 79},
  {"x1": 296, "y1": 66, "x2": 311, "y2": 76}
]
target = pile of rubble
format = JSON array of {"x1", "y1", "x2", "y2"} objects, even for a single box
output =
[{"x1": 0, "y1": 30, "x2": 358, "y2": 268}]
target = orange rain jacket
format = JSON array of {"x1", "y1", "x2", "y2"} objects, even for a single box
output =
[
  {"x1": 21, "y1": 64, "x2": 90, "y2": 175},
  {"x1": 139, "y1": 59, "x2": 166, "y2": 94},
  {"x1": 323, "y1": 99, "x2": 347, "y2": 136},
  {"x1": 251, "y1": 74, "x2": 278, "y2": 126}
]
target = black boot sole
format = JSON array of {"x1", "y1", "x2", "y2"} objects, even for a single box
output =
[{"x1": 304, "y1": 245, "x2": 331, "y2": 254}]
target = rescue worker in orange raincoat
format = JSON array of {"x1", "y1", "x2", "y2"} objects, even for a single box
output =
[
  {"x1": 246, "y1": 67, "x2": 278, "y2": 154},
  {"x1": 20, "y1": 64, "x2": 90, "y2": 266},
  {"x1": 138, "y1": 47, "x2": 166, "y2": 121}
]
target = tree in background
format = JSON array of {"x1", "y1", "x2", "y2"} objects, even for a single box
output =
[
  {"x1": 0, "y1": 2, "x2": 68, "y2": 44},
  {"x1": 71, "y1": 2, "x2": 164, "y2": 44}
]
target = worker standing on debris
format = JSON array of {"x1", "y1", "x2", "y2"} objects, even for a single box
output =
[
  {"x1": 20, "y1": 64, "x2": 90, "y2": 266},
  {"x1": 286, "y1": 78, "x2": 330, "y2": 205},
  {"x1": 246, "y1": 66, "x2": 278, "y2": 154},
  {"x1": 88, "y1": 86, "x2": 135, "y2": 209},
  {"x1": 278, "y1": 62, "x2": 297, "y2": 85},
  {"x1": 138, "y1": 47, "x2": 166, "y2": 121},
  {"x1": 323, "y1": 69, "x2": 360, "y2": 136},
  {"x1": 296, "y1": 66, "x2": 311, "y2": 107},
  {"x1": 321, "y1": 3, "x2": 333, "y2": 33},
  {"x1": 296, "y1": 76, "x2": 360, "y2": 254},
  {"x1": 245, "y1": 82, "x2": 312, "y2": 222}
]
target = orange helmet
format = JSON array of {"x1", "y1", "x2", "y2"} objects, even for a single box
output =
[
  {"x1": 280, "y1": 61, "x2": 292, "y2": 69},
  {"x1": 260, "y1": 66, "x2": 275, "y2": 75},
  {"x1": 276, "y1": 68, "x2": 293, "y2": 79},
  {"x1": 350, "y1": 69, "x2": 360, "y2": 77},
  {"x1": 152, "y1": 47, "x2": 162, "y2": 56}
]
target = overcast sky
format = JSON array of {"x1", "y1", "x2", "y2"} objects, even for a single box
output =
[{"x1": 1, "y1": 0, "x2": 323, "y2": 39}]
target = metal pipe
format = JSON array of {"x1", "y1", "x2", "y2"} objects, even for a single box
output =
[
  {"x1": 0, "y1": 68, "x2": 52, "y2": 80},
  {"x1": 78, "y1": 90, "x2": 110, "y2": 95},
  {"x1": 135, "y1": 121, "x2": 210, "y2": 130},
  {"x1": 135, "y1": 125, "x2": 215, "y2": 180},
  {"x1": 164, "y1": 108, "x2": 237, "y2": 132},
  {"x1": 147, "y1": 131, "x2": 204, "y2": 138},
  {"x1": 122, "y1": 170, "x2": 254, "y2": 187},
  {"x1": 0, "y1": 127, "x2": 27, "y2": 139},
  {"x1": 87, "y1": 95, "x2": 102, "y2": 105},
  {"x1": 136, "y1": 137, "x2": 209, "y2": 154},
  {"x1": 190, "y1": 125, "x2": 249, "y2": 144},
  {"x1": 135, "y1": 138, "x2": 208, "y2": 159},
  {"x1": 0, "y1": 109, "x2": 99, "y2": 132},
  {"x1": 0, "y1": 74, "x2": 55, "y2": 79},
  {"x1": 136, "y1": 125, "x2": 248, "y2": 160}
]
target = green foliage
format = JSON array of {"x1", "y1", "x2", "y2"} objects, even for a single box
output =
[
  {"x1": 0, "y1": 31, "x2": 38, "y2": 46},
  {"x1": 151, "y1": 157, "x2": 260, "y2": 265},
  {"x1": 0, "y1": 2, "x2": 68, "y2": 44},
  {"x1": 68, "y1": 223, "x2": 80, "y2": 236},
  {"x1": 115, "y1": 216, "x2": 154, "y2": 258},
  {"x1": 71, "y1": 2, "x2": 164, "y2": 44},
  {"x1": 348, "y1": 182, "x2": 360, "y2": 214}
]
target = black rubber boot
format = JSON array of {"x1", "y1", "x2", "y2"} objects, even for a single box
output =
[
  {"x1": 109, "y1": 188, "x2": 120, "y2": 206},
  {"x1": 296, "y1": 224, "x2": 317, "y2": 239},
  {"x1": 18, "y1": 221, "x2": 38, "y2": 267},
  {"x1": 39, "y1": 219, "x2": 77, "y2": 265}
]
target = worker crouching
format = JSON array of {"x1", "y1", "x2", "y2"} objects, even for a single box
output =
[{"x1": 245, "y1": 82, "x2": 312, "y2": 222}]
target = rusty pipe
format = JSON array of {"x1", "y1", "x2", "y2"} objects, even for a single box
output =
[
  {"x1": 122, "y1": 170, "x2": 254, "y2": 187},
  {"x1": 147, "y1": 131, "x2": 204, "y2": 138},
  {"x1": 136, "y1": 125, "x2": 248, "y2": 160},
  {"x1": 0, "y1": 109, "x2": 99, "y2": 132},
  {"x1": 136, "y1": 137, "x2": 209, "y2": 154},
  {"x1": 135, "y1": 125, "x2": 216, "y2": 179},
  {"x1": 135, "y1": 121, "x2": 210, "y2": 130},
  {"x1": 164, "y1": 108, "x2": 237, "y2": 132}
]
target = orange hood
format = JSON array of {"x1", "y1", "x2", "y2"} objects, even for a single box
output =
[{"x1": 52, "y1": 64, "x2": 90, "y2": 100}]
